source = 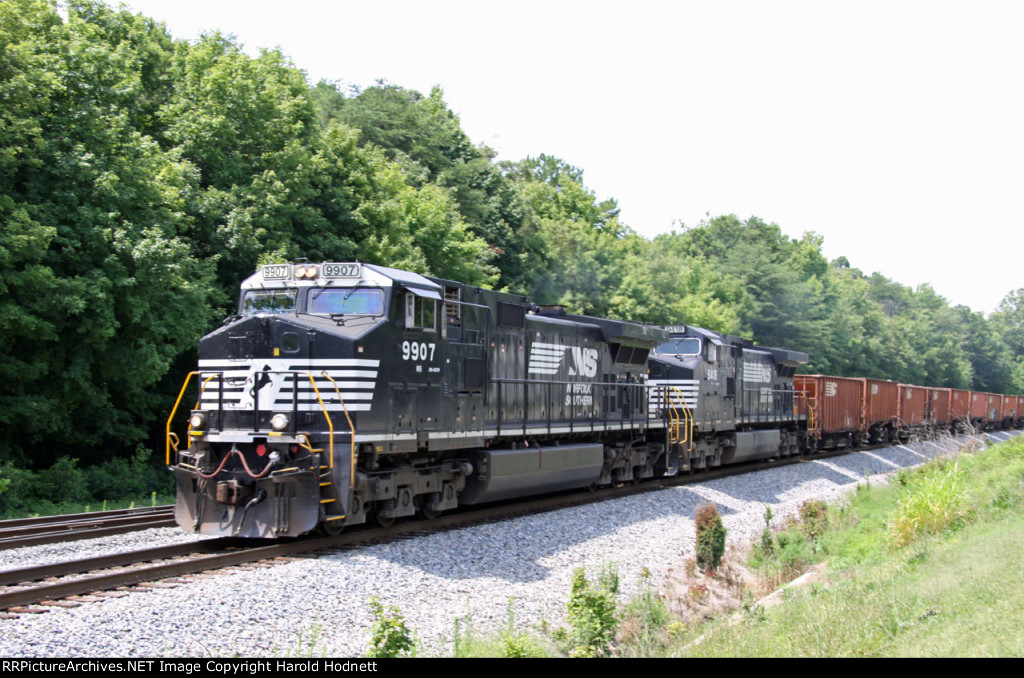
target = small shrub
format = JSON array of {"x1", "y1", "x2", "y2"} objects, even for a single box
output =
[
  {"x1": 453, "y1": 599, "x2": 548, "y2": 658},
  {"x1": 695, "y1": 502, "x2": 727, "y2": 572},
  {"x1": 799, "y1": 499, "x2": 829, "y2": 542},
  {"x1": 366, "y1": 596, "x2": 415, "y2": 658},
  {"x1": 565, "y1": 567, "x2": 618, "y2": 657},
  {"x1": 499, "y1": 598, "x2": 546, "y2": 658},
  {"x1": 760, "y1": 505, "x2": 775, "y2": 555}
]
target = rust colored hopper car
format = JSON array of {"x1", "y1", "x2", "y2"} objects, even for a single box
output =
[{"x1": 793, "y1": 375, "x2": 863, "y2": 449}]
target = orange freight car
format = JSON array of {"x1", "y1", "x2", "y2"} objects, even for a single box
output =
[
  {"x1": 861, "y1": 378, "x2": 900, "y2": 443},
  {"x1": 950, "y1": 389, "x2": 972, "y2": 428},
  {"x1": 927, "y1": 387, "x2": 952, "y2": 427},
  {"x1": 794, "y1": 375, "x2": 864, "y2": 449},
  {"x1": 898, "y1": 383, "x2": 929, "y2": 432},
  {"x1": 1007, "y1": 395, "x2": 1024, "y2": 425}
]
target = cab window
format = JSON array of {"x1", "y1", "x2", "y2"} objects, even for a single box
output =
[
  {"x1": 240, "y1": 289, "x2": 297, "y2": 316},
  {"x1": 655, "y1": 338, "x2": 701, "y2": 356},
  {"x1": 405, "y1": 293, "x2": 436, "y2": 332},
  {"x1": 307, "y1": 288, "x2": 385, "y2": 315}
]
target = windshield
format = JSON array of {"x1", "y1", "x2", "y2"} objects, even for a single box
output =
[
  {"x1": 308, "y1": 288, "x2": 386, "y2": 315},
  {"x1": 240, "y1": 289, "x2": 297, "y2": 316},
  {"x1": 656, "y1": 338, "x2": 701, "y2": 356}
]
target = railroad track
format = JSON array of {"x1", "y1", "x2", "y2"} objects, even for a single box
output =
[
  {"x1": 0, "y1": 505, "x2": 176, "y2": 551},
  {"x1": 0, "y1": 449, "x2": 851, "y2": 614},
  {"x1": 1, "y1": 432, "x2": 1008, "y2": 616}
]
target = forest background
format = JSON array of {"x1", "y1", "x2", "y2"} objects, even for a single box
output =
[{"x1": 1, "y1": 1, "x2": 1022, "y2": 503}]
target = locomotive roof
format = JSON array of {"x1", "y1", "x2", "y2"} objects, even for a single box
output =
[
  {"x1": 240, "y1": 261, "x2": 443, "y2": 293},
  {"x1": 564, "y1": 313, "x2": 668, "y2": 347},
  {"x1": 364, "y1": 264, "x2": 442, "y2": 292},
  {"x1": 662, "y1": 324, "x2": 809, "y2": 366}
]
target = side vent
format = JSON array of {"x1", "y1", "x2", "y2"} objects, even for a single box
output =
[
  {"x1": 464, "y1": 358, "x2": 484, "y2": 392},
  {"x1": 497, "y1": 302, "x2": 525, "y2": 328}
]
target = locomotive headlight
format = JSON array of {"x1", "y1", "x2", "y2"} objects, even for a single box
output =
[
  {"x1": 270, "y1": 413, "x2": 289, "y2": 431},
  {"x1": 189, "y1": 411, "x2": 207, "y2": 430},
  {"x1": 295, "y1": 265, "x2": 318, "y2": 279}
]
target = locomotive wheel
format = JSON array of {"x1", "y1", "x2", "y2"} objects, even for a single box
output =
[
  {"x1": 372, "y1": 510, "x2": 395, "y2": 528},
  {"x1": 321, "y1": 520, "x2": 345, "y2": 537},
  {"x1": 417, "y1": 494, "x2": 442, "y2": 520}
]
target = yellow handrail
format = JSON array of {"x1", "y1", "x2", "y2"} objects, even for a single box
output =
[
  {"x1": 301, "y1": 371, "x2": 335, "y2": 471},
  {"x1": 795, "y1": 390, "x2": 816, "y2": 431},
  {"x1": 167, "y1": 371, "x2": 200, "y2": 465},
  {"x1": 665, "y1": 386, "x2": 694, "y2": 452},
  {"x1": 319, "y1": 370, "x2": 357, "y2": 490}
]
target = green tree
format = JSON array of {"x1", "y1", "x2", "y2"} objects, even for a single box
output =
[
  {"x1": 991, "y1": 289, "x2": 1024, "y2": 393},
  {"x1": 0, "y1": 0, "x2": 217, "y2": 465}
]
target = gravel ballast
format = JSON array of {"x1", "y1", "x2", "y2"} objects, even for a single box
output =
[{"x1": 1, "y1": 431, "x2": 1016, "y2": 658}]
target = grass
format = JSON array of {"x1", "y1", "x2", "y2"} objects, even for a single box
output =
[
  {"x1": 667, "y1": 434, "x2": 1024, "y2": 657},
  {"x1": 675, "y1": 510, "x2": 1024, "y2": 657},
  {"x1": 437, "y1": 433, "x2": 1024, "y2": 657}
]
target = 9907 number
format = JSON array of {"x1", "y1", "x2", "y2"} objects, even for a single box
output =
[
  {"x1": 402, "y1": 341, "x2": 435, "y2": 361},
  {"x1": 262, "y1": 264, "x2": 289, "y2": 279},
  {"x1": 323, "y1": 263, "x2": 361, "y2": 278}
]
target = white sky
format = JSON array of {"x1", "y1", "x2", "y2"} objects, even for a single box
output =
[{"x1": 110, "y1": 0, "x2": 1023, "y2": 315}]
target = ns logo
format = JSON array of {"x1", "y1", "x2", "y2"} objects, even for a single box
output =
[{"x1": 568, "y1": 347, "x2": 599, "y2": 378}]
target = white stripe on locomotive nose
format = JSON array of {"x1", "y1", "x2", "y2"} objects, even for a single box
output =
[{"x1": 196, "y1": 358, "x2": 380, "y2": 412}]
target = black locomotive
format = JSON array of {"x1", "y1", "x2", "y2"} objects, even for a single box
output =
[
  {"x1": 169, "y1": 262, "x2": 679, "y2": 537},
  {"x1": 647, "y1": 325, "x2": 810, "y2": 471}
]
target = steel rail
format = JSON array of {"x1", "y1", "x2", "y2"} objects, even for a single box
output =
[{"x1": 0, "y1": 505, "x2": 174, "y2": 530}]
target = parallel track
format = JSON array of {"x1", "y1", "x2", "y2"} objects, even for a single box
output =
[{"x1": 0, "y1": 506, "x2": 176, "y2": 551}]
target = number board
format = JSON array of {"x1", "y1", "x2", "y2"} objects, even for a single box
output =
[
  {"x1": 262, "y1": 264, "x2": 290, "y2": 280},
  {"x1": 322, "y1": 263, "x2": 361, "y2": 278}
]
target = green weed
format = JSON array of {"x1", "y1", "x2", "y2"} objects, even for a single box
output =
[
  {"x1": 366, "y1": 596, "x2": 415, "y2": 658},
  {"x1": 565, "y1": 566, "x2": 619, "y2": 657}
]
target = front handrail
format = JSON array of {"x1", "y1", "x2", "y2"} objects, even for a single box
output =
[
  {"x1": 320, "y1": 370, "x2": 356, "y2": 489},
  {"x1": 167, "y1": 371, "x2": 201, "y2": 465},
  {"x1": 665, "y1": 385, "x2": 694, "y2": 451},
  {"x1": 166, "y1": 369, "x2": 338, "y2": 469}
]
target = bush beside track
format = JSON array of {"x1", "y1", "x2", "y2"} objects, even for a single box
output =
[{"x1": 0, "y1": 447, "x2": 172, "y2": 519}]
